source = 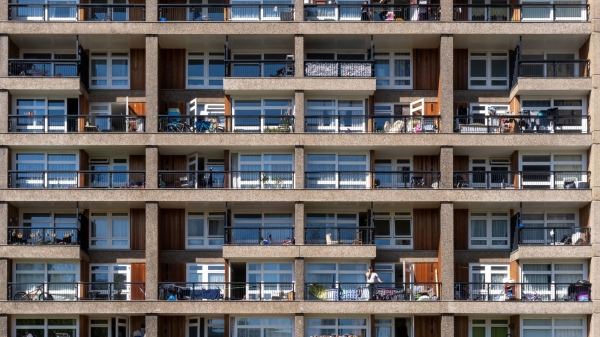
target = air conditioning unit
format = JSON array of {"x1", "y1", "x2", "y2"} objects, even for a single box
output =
[
  {"x1": 89, "y1": 158, "x2": 110, "y2": 164},
  {"x1": 490, "y1": 158, "x2": 510, "y2": 165}
]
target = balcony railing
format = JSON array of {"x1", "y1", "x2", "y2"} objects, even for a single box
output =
[
  {"x1": 304, "y1": 60, "x2": 374, "y2": 77},
  {"x1": 159, "y1": 282, "x2": 295, "y2": 301},
  {"x1": 374, "y1": 171, "x2": 440, "y2": 189},
  {"x1": 8, "y1": 4, "x2": 146, "y2": 21},
  {"x1": 304, "y1": 226, "x2": 374, "y2": 245},
  {"x1": 224, "y1": 60, "x2": 294, "y2": 77},
  {"x1": 8, "y1": 171, "x2": 146, "y2": 189},
  {"x1": 7, "y1": 282, "x2": 145, "y2": 301},
  {"x1": 306, "y1": 115, "x2": 440, "y2": 133},
  {"x1": 159, "y1": 170, "x2": 294, "y2": 189},
  {"x1": 454, "y1": 115, "x2": 589, "y2": 134},
  {"x1": 517, "y1": 227, "x2": 590, "y2": 246},
  {"x1": 518, "y1": 60, "x2": 590, "y2": 78},
  {"x1": 304, "y1": 4, "x2": 440, "y2": 21},
  {"x1": 305, "y1": 171, "x2": 439, "y2": 189},
  {"x1": 453, "y1": 4, "x2": 589, "y2": 22},
  {"x1": 158, "y1": 4, "x2": 295, "y2": 21},
  {"x1": 158, "y1": 114, "x2": 294, "y2": 133},
  {"x1": 8, "y1": 59, "x2": 79, "y2": 77},
  {"x1": 454, "y1": 282, "x2": 591, "y2": 302},
  {"x1": 8, "y1": 115, "x2": 145, "y2": 133},
  {"x1": 452, "y1": 171, "x2": 590, "y2": 189},
  {"x1": 224, "y1": 226, "x2": 295, "y2": 245},
  {"x1": 6, "y1": 227, "x2": 80, "y2": 246},
  {"x1": 306, "y1": 282, "x2": 441, "y2": 301}
]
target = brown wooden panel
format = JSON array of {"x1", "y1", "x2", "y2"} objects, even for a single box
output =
[
  {"x1": 413, "y1": 155, "x2": 439, "y2": 187},
  {"x1": 579, "y1": 204, "x2": 590, "y2": 228},
  {"x1": 160, "y1": 49, "x2": 186, "y2": 90},
  {"x1": 159, "y1": 155, "x2": 187, "y2": 171},
  {"x1": 510, "y1": 261, "x2": 519, "y2": 283},
  {"x1": 453, "y1": 156, "x2": 469, "y2": 171},
  {"x1": 159, "y1": 208, "x2": 186, "y2": 250},
  {"x1": 80, "y1": 315, "x2": 89, "y2": 337},
  {"x1": 79, "y1": 95, "x2": 89, "y2": 133},
  {"x1": 510, "y1": 151, "x2": 519, "y2": 187},
  {"x1": 8, "y1": 203, "x2": 19, "y2": 223},
  {"x1": 160, "y1": 262, "x2": 186, "y2": 283},
  {"x1": 78, "y1": 150, "x2": 89, "y2": 188},
  {"x1": 579, "y1": 38, "x2": 590, "y2": 77},
  {"x1": 129, "y1": 102, "x2": 146, "y2": 116},
  {"x1": 424, "y1": 102, "x2": 438, "y2": 116},
  {"x1": 413, "y1": 49, "x2": 439, "y2": 90},
  {"x1": 129, "y1": 155, "x2": 146, "y2": 171},
  {"x1": 130, "y1": 208, "x2": 146, "y2": 250},
  {"x1": 130, "y1": 316, "x2": 146, "y2": 337},
  {"x1": 131, "y1": 263, "x2": 146, "y2": 300},
  {"x1": 454, "y1": 316, "x2": 469, "y2": 337},
  {"x1": 453, "y1": 49, "x2": 469, "y2": 90},
  {"x1": 80, "y1": 259, "x2": 89, "y2": 299},
  {"x1": 128, "y1": 0, "x2": 145, "y2": 21},
  {"x1": 413, "y1": 209, "x2": 440, "y2": 250},
  {"x1": 510, "y1": 96, "x2": 520, "y2": 113},
  {"x1": 454, "y1": 262, "x2": 469, "y2": 283},
  {"x1": 453, "y1": 209, "x2": 469, "y2": 250},
  {"x1": 158, "y1": 316, "x2": 186, "y2": 337},
  {"x1": 414, "y1": 316, "x2": 441, "y2": 337},
  {"x1": 130, "y1": 49, "x2": 146, "y2": 90},
  {"x1": 9, "y1": 37, "x2": 20, "y2": 58},
  {"x1": 510, "y1": 315, "x2": 520, "y2": 337},
  {"x1": 225, "y1": 95, "x2": 232, "y2": 132}
]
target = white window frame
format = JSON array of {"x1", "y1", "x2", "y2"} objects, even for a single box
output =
[
  {"x1": 185, "y1": 211, "x2": 226, "y2": 249},
  {"x1": 468, "y1": 103, "x2": 510, "y2": 128},
  {"x1": 519, "y1": 151, "x2": 587, "y2": 189},
  {"x1": 15, "y1": 211, "x2": 78, "y2": 245},
  {"x1": 521, "y1": 261, "x2": 587, "y2": 301},
  {"x1": 520, "y1": 211, "x2": 579, "y2": 244},
  {"x1": 13, "y1": 316, "x2": 79, "y2": 337},
  {"x1": 305, "y1": 153, "x2": 370, "y2": 189},
  {"x1": 90, "y1": 263, "x2": 132, "y2": 300},
  {"x1": 13, "y1": 260, "x2": 80, "y2": 301},
  {"x1": 13, "y1": 0, "x2": 79, "y2": 21},
  {"x1": 229, "y1": 0, "x2": 294, "y2": 21},
  {"x1": 520, "y1": 97, "x2": 588, "y2": 133},
  {"x1": 90, "y1": 51, "x2": 130, "y2": 89},
  {"x1": 467, "y1": 264, "x2": 510, "y2": 301},
  {"x1": 12, "y1": 152, "x2": 79, "y2": 188},
  {"x1": 88, "y1": 157, "x2": 130, "y2": 188},
  {"x1": 520, "y1": 0, "x2": 587, "y2": 22},
  {"x1": 305, "y1": 261, "x2": 370, "y2": 293},
  {"x1": 374, "y1": 317, "x2": 413, "y2": 337},
  {"x1": 187, "y1": 317, "x2": 225, "y2": 337},
  {"x1": 230, "y1": 52, "x2": 294, "y2": 78},
  {"x1": 306, "y1": 316, "x2": 369, "y2": 337},
  {"x1": 469, "y1": 158, "x2": 511, "y2": 188},
  {"x1": 374, "y1": 52, "x2": 413, "y2": 89},
  {"x1": 521, "y1": 317, "x2": 586, "y2": 337},
  {"x1": 468, "y1": 51, "x2": 509, "y2": 89},
  {"x1": 231, "y1": 212, "x2": 294, "y2": 245},
  {"x1": 89, "y1": 211, "x2": 130, "y2": 249},
  {"x1": 89, "y1": 316, "x2": 129, "y2": 337},
  {"x1": 372, "y1": 211, "x2": 413, "y2": 249},
  {"x1": 305, "y1": 99, "x2": 366, "y2": 133},
  {"x1": 246, "y1": 262, "x2": 295, "y2": 300},
  {"x1": 468, "y1": 211, "x2": 510, "y2": 249},
  {"x1": 374, "y1": 158, "x2": 413, "y2": 188},
  {"x1": 233, "y1": 153, "x2": 294, "y2": 189},
  {"x1": 186, "y1": 52, "x2": 225, "y2": 88},
  {"x1": 468, "y1": 318, "x2": 510, "y2": 337},
  {"x1": 231, "y1": 98, "x2": 294, "y2": 133},
  {"x1": 233, "y1": 317, "x2": 295, "y2": 337},
  {"x1": 12, "y1": 98, "x2": 74, "y2": 133}
]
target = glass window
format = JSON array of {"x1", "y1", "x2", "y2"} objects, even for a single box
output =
[
  {"x1": 374, "y1": 52, "x2": 412, "y2": 88},
  {"x1": 13, "y1": 152, "x2": 78, "y2": 188},
  {"x1": 373, "y1": 212, "x2": 413, "y2": 248},
  {"x1": 233, "y1": 154, "x2": 294, "y2": 189},
  {"x1": 90, "y1": 212, "x2": 130, "y2": 249},
  {"x1": 232, "y1": 99, "x2": 293, "y2": 133},
  {"x1": 521, "y1": 262, "x2": 587, "y2": 301},
  {"x1": 186, "y1": 212, "x2": 225, "y2": 249},
  {"x1": 90, "y1": 263, "x2": 132, "y2": 300},
  {"x1": 305, "y1": 99, "x2": 366, "y2": 133},
  {"x1": 14, "y1": 316, "x2": 77, "y2": 337},
  {"x1": 469, "y1": 212, "x2": 509, "y2": 249},
  {"x1": 469, "y1": 52, "x2": 509, "y2": 89},
  {"x1": 13, "y1": 261, "x2": 79, "y2": 301},
  {"x1": 90, "y1": 51, "x2": 130, "y2": 89},
  {"x1": 305, "y1": 153, "x2": 368, "y2": 189},
  {"x1": 230, "y1": 213, "x2": 293, "y2": 245},
  {"x1": 187, "y1": 52, "x2": 225, "y2": 88},
  {"x1": 307, "y1": 316, "x2": 368, "y2": 337},
  {"x1": 522, "y1": 317, "x2": 585, "y2": 337}
]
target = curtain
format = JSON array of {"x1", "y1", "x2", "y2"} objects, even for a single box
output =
[
  {"x1": 471, "y1": 220, "x2": 487, "y2": 237},
  {"x1": 231, "y1": 1, "x2": 261, "y2": 21},
  {"x1": 112, "y1": 219, "x2": 129, "y2": 237}
]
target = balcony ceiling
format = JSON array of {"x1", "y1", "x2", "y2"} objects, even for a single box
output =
[
  {"x1": 158, "y1": 34, "x2": 294, "y2": 50},
  {"x1": 8, "y1": 145, "x2": 146, "y2": 155},
  {"x1": 453, "y1": 145, "x2": 590, "y2": 157},
  {"x1": 9, "y1": 201, "x2": 146, "y2": 210},
  {"x1": 454, "y1": 201, "x2": 590, "y2": 210},
  {"x1": 305, "y1": 35, "x2": 441, "y2": 50},
  {"x1": 454, "y1": 34, "x2": 589, "y2": 51},
  {"x1": 9, "y1": 34, "x2": 147, "y2": 50}
]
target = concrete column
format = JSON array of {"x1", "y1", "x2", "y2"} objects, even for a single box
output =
[
  {"x1": 440, "y1": 314, "x2": 454, "y2": 337},
  {"x1": 293, "y1": 0, "x2": 304, "y2": 21},
  {"x1": 0, "y1": 146, "x2": 8, "y2": 189},
  {"x1": 146, "y1": 0, "x2": 158, "y2": 22},
  {"x1": 439, "y1": 202, "x2": 454, "y2": 301},
  {"x1": 589, "y1": 33, "x2": 600, "y2": 132},
  {"x1": 0, "y1": 35, "x2": 8, "y2": 77},
  {"x1": 295, "y1": 146, "x2": 304, "y2": 189},
  {"x1": 145, "y1": 35, "x2": 159, "y2": 132},
  {"x1": 145, "y1": 314, "x2": 158, "y2": 337},
  {"x1": 294, "y1": 90, "x2": 305, "y2": 133},
  {"x1": 0, "y1": 202, "x2": 7, "y2": 245},
  {"x1": 294, "y1": 258, "x2": 304, "y2": 300},
  {"x1": 0, "y1": 315, "x2": 7, "y2": 337},
  {"x1": 0, "y1": 1, "x2": 9, "y2": 21},
  {"x1": 295, "y1": 314, "x2": 304, "y2": 337},
  {"x1": 590, "y1": 311, "x2": 600, "y2": 337},
  {"x1": 591, "y1": 201, "x2": 600, "y2": 247},
  {"x1": 0, "y1": 260, "x2": 8, "y2": 300},
  {"x1": 294, "y1": 35, "x2": 304, "y2": 78},
  {"x1": 145, "y1": 202, "x2": 159, "y2": 300},
  {"x1": 439, "y1": 35, "x2": 454, "y2": 134},
  {"x1": 0, "y1": 90, "x2": 9, "y2": 133},
  {"x1": 145, "y1": 146, "x2": 159, "y2": 189},
  {"x1": 439, "y1": 0, "x2": 454, "y2": 22},
  {"x1": 590, "y1": 257, "x2": 600, "y2": 301},
  {"x1": 295, "y1": 202, "x2": 305, "y2": 244},
  {"x1": 439, "y1": 146, "x2": 453, "y2": 189}
]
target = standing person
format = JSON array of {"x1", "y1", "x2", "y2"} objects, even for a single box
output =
[
  {"x1": 378, "y1": 0, "x2": 388, "y2": 21},
  {"x1": 366, "y1": 266, "x2": 383, "y2": 300},
  {"x1": 361, "y1": 1, "x2": 371, "y2": 21}
]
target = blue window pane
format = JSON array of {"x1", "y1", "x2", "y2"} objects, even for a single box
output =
[
  {"x1": 112, "y1": 60, "x2": 128, "y2": 77},
  {"x1": 91, "y1": 60, "x2": 107, "y2": 77},
  {"x1": 188, "y1": 59, "x2": 205, "y2": 77}
]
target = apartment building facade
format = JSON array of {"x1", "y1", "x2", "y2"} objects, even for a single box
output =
[{"x1": 0, "y1": 1, "x2": 598, "y2": 337}]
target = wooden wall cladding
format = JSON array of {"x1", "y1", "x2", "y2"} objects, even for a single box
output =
[
  {"x1": 159, "y1": 155, "x2": 187, "y2": 171},
  {"x1": 159, "y1": 208, "x2": 186, "y2": 250},
  {"x1": 414, "y1": 155, "x2": 439, "y2": 172},
  {"x1": 414, "y1": 316, "x2": 441, "y2": 337},
  {"x1": 130, "y1": 155, "x2": 146, "y2": 171},
  {"x1": 510, "y1": 260, "x2": 519, "y2": 283},
  {"x1": 453, "y1": 156, "x2": 469, "y2": 171},
  {"x1": 453, "y1": 49, "x2": 469, "y2": 90},
  {"x1": 158, "y1": 316, "x2": 186, "y2": 337},
  {"x1": 79, "y1": 95, "x2": 90, "y2": 132},
  {"x1": 413, "y1": 209, "x2": 440, "y2": 250},
  {"x1": 160, "y1": 262, "x2": 186, "y2": 283},
  {"x1": 79, "y1": 259, "x2": 90, "y2": 299},
  {"x1": 129, "y1": 102, "x2": 147, "y2": 116},
  {"x1": 78, "y1": 150, "x2": 89, "y2": 188},
  {"x1": 413, "y1": 263, "x2": 438, "y2": 284},
  {"x1": 453, "y1": 209, "x2": 469, "y2": 250},
  {"x1": 131, "y1": 208, "x2": 146, "y2": 250},
  {"x1": 454, "y1": 262, "x2": 469, "y2": 283},
  {"x1": 413, "y1": 49, "x2": 439, "y2": 90},
  {"x1": 79, "y1": 315, "x2": 89, "y2": 337},
  {"x1": 130, "y1": 49, "x2": 146, "y2": 90},
  {"x1": 510, "y1": 151, "x2": 519, "y2": 188},
  {"x1": 454, "y1": 316, "x2": 469, "y2": 337},
  {"x1": 510, "y1": 315, "x2": 520, "y2": 337},
  {"x1": 510, "y1": 96, "x2": 520, "y2": 113},
  {"x1": 131, "y1": 263, "x2": 146, "y2": 300},
  {"x1": 424, "y1": 102, "x2": 438, "y2": 116},
  {"x1": 160, "y1": 49, "x2": 186, "y2": 90},
  {"x1": 128, "y1": 0, "x2": 145, "y2": 21},
  {"x1": 8, "y1": 202, "x2": 19, "y2": 222},
  {"x1": 579, "y1": 204, "x2": 590, "y2": 228},
  {"x1": 9, "y1": 37, "x2": 20, "y2": 58},
  {"x1": 130, "y1": 316, "x2": 146, "y2": 337}
]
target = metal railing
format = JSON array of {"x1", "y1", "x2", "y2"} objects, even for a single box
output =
[
  {"x1": 158, "y1": 114, "x2": 294, "y2": 133},
  {"x1": 454, "y1": 282, "x2": 591, "y2": 302},
  {"x1": 8, "y1": 115, "x2": 145, "y2": 133},
  {"x1": 158, "y1": 4, "x2": 295, "y2": 21},
  {"x1": 8, "y1": 282, "x2": 146, "y2": 301},
  {"x1": 8, "y1": 4, "x2": 145, "y2": 21},
  {"x1": 452, "y1": 171, "x2": 590, "y2": 189},
  {"x1": 224, "y1": 60, "x2": 294, "y2": 77},
  {"x1": 159, "y1": 282, "x2": 295, "y2": 301},
  {"x1": 304, "y1": 4, "x2": 440, "y2": 21},
  {"x1": 6, "y1": 227, "x2": 80, "y2": 246},
  {"x1": 454, "y1": 115, "x2": 589, "y2": 134},
  {"x1": 305, "y1": 171, "x2": 370, "y2": 189},
  {"x1": 517, "y1": 227, "x2": 590, "y2": 246},
  {"x1": 304, "y1": 226, "x2": 374, "y2": 245},
  {"x1": 518, "y1": 60, "x2": 590, "y2": 78},
  {"x1": 373, "y1": 171, "x2": 440, "y2": 189},
  {"x1": 8, "y1": 171, "x2": 146, "y2": 189},
  {"x1": 453, "y1": 4, "x2": 589, "y2": 22},
  {"x1": 8, "y1": 59, "x2": 79, "y2": 77},
  {"x1": 159, "y1": 170, "x2": 294, "y2": 189},
  {"x1": 306, "y1": 282, "x2": 441, "y2": 301},
  {"x1": 304, "y1": 60, "x2": 374, "y2": 77},
  {"x1": 305, "y1": 115, "x2": 440, "y2": 133},
  {"x1": 306, "y1": 171, "x2": 439, "y2": 189},
  {"x1": 224, "y1": 226, "x2": 295, "y2": 245}
]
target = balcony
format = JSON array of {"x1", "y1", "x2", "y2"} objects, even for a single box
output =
[
  {"x1": 225, "y1": 60, "x2": 295, "y2": 78},
  {"x1": 454, "y1": 115, "x2": 589, "y2": 134},
  {"x1": 304, "y1": 226, "x2": 374, "y2": 245},
  {"x1": 158, "y1": 4, "x2": 295, "y2": 21},
  {"x1": 6, "y1": 227, "x2": 80, "y2": 246},
  {"x1": 306, "y1": 282, "x2": 441, "y2": 301},
  {"x1": 8, "y1": 171, "x2": 146, "y2": 189},
  {"x1": 224, "y1": 226, "x2": 295, "y2": 245},
  {"x1": 517, "y1": 60, "x2": 590, "y2": 78},
  {"x1": 8, "y1": 115, "x2": 145, "y2": 133},
  {"x1": 515, "y1": 227, "x2": 590, "y2": 246},
  {"x1": 306, "y1": 171, "x2": 439, "y2": 189},
  {"x1": 453, "y1": 4, "x2": 589, "y2": 22},
  {"x1": 7, "y1": 282, "x2": 145, "y2": 301},
  {"x1": 8, "y1": 4, "x2": 146, "y2": 21},
  {"x1": 304, "y1": 61, "x2": 374, "y2": 77},
  {"x1": 158, "y1": 282, "x2": 294, "y2": 301},
  {"x1": 306, "y1": 115, "x2": 440, "y2": 133},
  {"x1": 158, "y1": 171, "x2": 294, "y2": 189},
  {"x1": 304, "y1": 4, "x2": 440, "y2": 22},
  {"x1": 8, "y1": 59, "x2": 79, "y2": 77},
  {"x1": 452, "y1": 171, "x2": 590, "y2": 189},
  {"x1": 158, "y1": 115, "x2": 294, "y2": 133},
  {"x1": 454, "y1": 282, "x2": 591, "y2": 302}
]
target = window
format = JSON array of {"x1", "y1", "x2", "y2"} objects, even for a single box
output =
[
  {"x1": 467, "y1": 103, "x2": 510, "y2": 127},
  {"x1": 186, "y1": 212, "x2": 225, "y2": 249},
  {"x1": 187, "y1": 52, "x2": 225, "y2": 88},
  {"x1": 306, "y1": 317, "x2": 368, "y2": 337},
  {"x1": 306, "y1": 100, "x2": 366, "y2": 133},
  {"x1": 520, "y1": 212, "x2": 578, "y2": 244},
  {"x1": 230, "y1": 53, "x2": 293, "y2": 78},
  {"x1": 12, "y1": 98, "x2": 79, "y2": 133},
  {"x1": 89, "y1": 102, "x2": 144, "y2": 133},
  {"x1": 13, "y1": 152, "x2": 78, "y2": 188},
  {"x1": 13, "y1": 0, "x2": 78, "y2": 21},
  {"x1": 374, "y1": 318, "x2": 412, "y2": 337},
  {"x1": 247, "y1": 262, "x2": 294, "y2": 300},
  {"x1": 235, "y1": 317, "x2": 294, "y2": 337},
  {"x1": 90, "y1": 212, "x2": 130, "y2": 249},
  {"x1": 188, "y1": 318, "x2": 225, "y2": 337},
  {"x1": 520, "y1": 152, "x2": 586, "y2": 189},
  {"x1": 467, "y1": 264, "x2": 509, "y2": 301},
  {"x1": 521, "y1": 53, "x2": 578, "y2": 77},
  {"x1": 230, "y1": 0, "x2": 294, "y2": 21},
  {"x1": 231, "y1": 153, "x2": 294, "y2": 189},
  {"x1": 470, "y1": 318, "x2": 509, "y2": 337},
  {"x1": 469, "y1": 212, "x2": 509, "y2": 249},
  {"x1": 89, "y1": 158, "x2": 130, "y2": 188},
  {"x1": 374, "y1": 52, "x2": 412, "y2": 88},
  {"x1": 522, "y1": 317, "x2": 586, "y2": 337},
  {"x1": 306, "y1": 262, "x2": 368, "y2": 287},
  {"x1": 374, "y1": 159, "x2": 412, "y2": 188},
  {"x1": 306, "y1": 213, "x2": 366, "y2": 244},
  {"x1": 373, "y1": 212, "x2": 412, "y2": 248},
  {"x1": 521, "y1": 262, "x2": 587, "y2": 301},
  {"x1": 186, "y1": 264, "x2": 225, "y2": 297},
  {"x1": 232, "y1": 99, "x2": 293, "y2": 133},
  {"x1": 90, "y1": 317, "x2": 128, "y2": 337},
  {"x1": 231, "y1": 213, "x2": 294, "y2": 245},
  {"x1": 469, "y1": 52, "x2": 509, "y2": 89},
  {"x1": 13, "y1": 212, "x2": 78, "y2": 245},
  {"x1": 13, "y1": 317, "x2": 78, "y2": 337},
  {"x1": 469, "y1": 158, "x2": 510, "y2": 188},
  {"x1": 13, "y1": 261, "x2": 79, "y2": 301},
  {"x1": 90, "y1": 264, "x2": 131, "y2": 300},
  {"x1": 520, "y1": 98, "x2": 587, "y2": 133},
  {"x1": 521, "y1": 0, "x2": 587, "y2": 21},
  {"x1": 90, "y1": 52, "x2": 129, "y2": 89},
  {"x1": 305, "y1": 153, "x2": 369, "y2": 189}
]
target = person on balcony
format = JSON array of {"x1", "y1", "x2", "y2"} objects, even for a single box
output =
[{"x1": 366, "y1": 266, "x2": 383, "y2": 300}]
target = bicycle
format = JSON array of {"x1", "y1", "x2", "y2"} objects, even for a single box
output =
[{"x1": 13, "y1": 284, "x2": 54, "y2": 301}]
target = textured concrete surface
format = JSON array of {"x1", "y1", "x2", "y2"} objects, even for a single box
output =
[
  {"x1": 510, "y1": 77, "x2": 592, "y2": 100},
  {"x1": 294, "y1": 258, "x2": 304, "y2": 301},
  {"x1": 294, "y1": 146, "x2": 304, "y2": 189},
  {"x1": 590, "y1": 257, "x2": 600, "y2": 301},
  {"x1": 454, "y1": 250, "x2": 510, "y2": 264},
  {"x1": 295, "y1": 35, "x2": 304, "y2": 77},
  {"x1": 294, "y1": 202, "x2": 305, "y2": 244},
  {"x1": 509, "y1": 245, "x2": 593, "y2": 262},
  {"x1": 0, "y1": 146, "x2": 8, "y2": 189},
  {"x1": 0, "y1": 35, "x2": 7, "y2": 78},
  {"x1": 440, "y1": 203, "x2": 453, "y2": 301},
  {"x1": 223, "y1": 78, "x2": 377, "y2": 93},
  {"x1": 160, "y1": 250, "x2": 223, "y2": 263},
  {"x1": 88, "y1": 250, "x2": 145, "y2": 264},
  {"x1": 0, "y1": 76, "x2": 83, "y2": 91},
  {"x1": 439, "y1": 35, "x2": 454, "y2": 134},
  {"x1": 88, "y1": 90, "x2": 146, "y2": 103},
  {"x1": 145, "y1": 202, "x2": 159, "y2": 300},
  {"x1": 441, "y1": 314, "x2": 454, "y2": 337},
  {"x1": 374, "y1": 250, "x2": 439, "y2": 263},
  {"x1": 145, "y1": 313, "x2": 157, "y2": 337},
  {"x1": 0, "y1": 315, "x2": 7, "y2": 337},
  {"x1": 294, "y1": 314, "x2": 304, "y2": 337},
  {"x1": 293, "y1": 0, "x2": 303, "y2": 21},
  {"x1": 0, "y1": 202, "x2": 6, "y2": 245},
  {"x1": 223, "y1": 244, "x2": 375, "y2": 259},
  {"x1": 294, "y1": 90, "x2": 305, "y2": 133},
  {"x1": 146, "y1": 146, "x2": 158, "y2": 189},
  {"x1": 0, "y1": 245, "x2": 85, "y2": 260},
  {"x1": 439, "y1": 146, "x2": 453, "y2": 189},
  {"x1": 0, "y1": 259, "x2": 7, "y2": 301},
  {"x1": 0, "y1": 90, "x2": 8, "y2": 133},
  {"x1": 145, "y1": 35, "x2": 159, "y2": 133}
]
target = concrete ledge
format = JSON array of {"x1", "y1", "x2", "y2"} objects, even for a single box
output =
[
  {"x1": 447, "y1": 301, "x2": 593, "y2": 315},
  {"x1": 510, "y1": 245, "x2": 593, "y2": 262},
  {"x1": 0, "y1": 76, "x2": 84, "y2": 93},
  {"x1": 375, "y1": 250, "x2": 439, "y2": 263},
  {"x1": 509, "y1": 77, "x2": 592, "y2": 100},
  {"x1": 0, "y1": 245, "x2": 87, "y2": 260},
  {"x1": 88, "y1": 250, "x2": 146, "y2": 264},
  {"x1": 223, "y1": 78, "x2": 376, "y2": 95},
  {"x1": 223, "y1": 245, "x2": 376, "y2": 259},
  {"x1": 161, "y1": 250, "x2": 224, "y2": 263},
  {"x1": 455, "y1": 250, "x2": 511, "y2": 264}
]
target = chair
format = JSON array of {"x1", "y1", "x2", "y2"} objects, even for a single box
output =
[
  {"x1": 325, "y1": 233, "x2": 339, "y2": 245},
  {"x1": 383, "y1": 121, "x2": 391, "y2": 133}
]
